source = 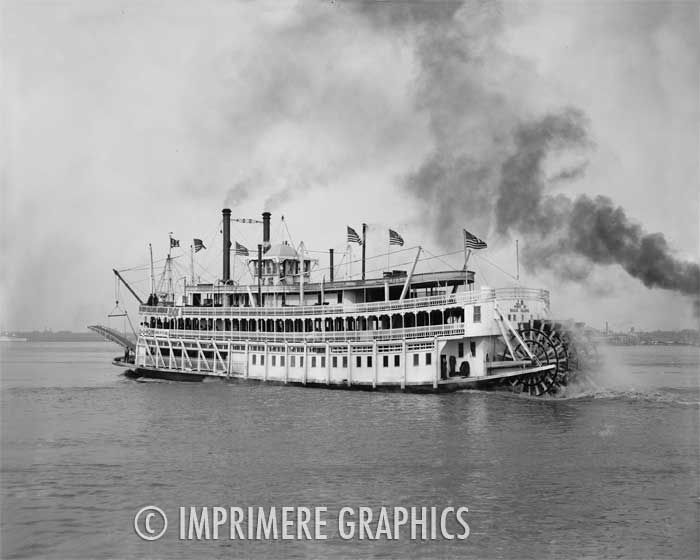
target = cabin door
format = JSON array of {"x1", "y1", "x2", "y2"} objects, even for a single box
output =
[{"x1": 440, "y1": 355, "x2": 447, "y2": 380}]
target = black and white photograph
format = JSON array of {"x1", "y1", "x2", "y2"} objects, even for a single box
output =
[{"x1": 1, "y1": 0, "x2": 698, "y2": 558}]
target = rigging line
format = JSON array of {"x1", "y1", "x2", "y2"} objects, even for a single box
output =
[
  {"x1": 118, "y1": 256, "x2": 171, "y2": 273},
  {"x1": 472, "y1": 252, "x2": 518, "y2": 281},
  {"x1": 421, "y1": 247, "x2": 460, "y2": 272},
  {"x1": 282, "y1": 216, "x2": 296, "y2": 249}
]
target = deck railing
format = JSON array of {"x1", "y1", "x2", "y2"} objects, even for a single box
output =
[
  {"x1": 141, "y1": 322, "x2": 467, "y2": 343},
  {"x1": 139, "y1": 287, "x2": 548, "y2": 319}
]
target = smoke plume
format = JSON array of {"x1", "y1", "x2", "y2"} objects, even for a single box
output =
[
  {"x1": 496, "y1": 110, "x2": 700, "y2": 296},
  {"x1": 365, "y1": 1, "x2": 700, "y2": 299}
]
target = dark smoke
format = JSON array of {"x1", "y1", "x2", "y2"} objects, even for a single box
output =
[
  {"x1": 355, "y1": 1, "x2": 700, "y2": 299},
  {"x1": 494, "y1": 109, "x2": 700, "y2": 297}
]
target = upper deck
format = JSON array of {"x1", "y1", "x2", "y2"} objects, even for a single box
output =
[{"x1": 140, "y1": 287, "x2": 550, "y2": 319}]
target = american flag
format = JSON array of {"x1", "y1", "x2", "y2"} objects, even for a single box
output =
[
  {"x1": 234, "y1": 242, "x2": 249, "y2": 256},
  {"x1": 170, "y1": 237, "x2": 180, "y2": 248},
  {"x1": 193, "y1": 238, "x2": 206, "y2": 252},
  {"x1": 347, "y1": 226, "x2": 362, "y2": 245},
  {"x1": 463, "y1": 229, "x2": 487, "y2": 250},
  {"x1": 389, "y1": 229, "x2": 404, "y2": 246}
]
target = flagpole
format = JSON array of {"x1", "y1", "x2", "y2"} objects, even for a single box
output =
[
  {"x1": 347, "y1": 243, "x2": 351, "y2": 280},
  {"x1": 516, "y1": 239, "x2": 520, "y2": 282},
  {"x1": 190, "y1": 245, "x2": 195, "y2": 285},
  {"x1": 387, "y1": 232, "x2": 390, "y2": 274},
  {"x1": 464, "y1": 231, "x2": 472, "y2": 290},
  {"x1": 361, "y1": 223, "x2": 367, "y2": 281}
]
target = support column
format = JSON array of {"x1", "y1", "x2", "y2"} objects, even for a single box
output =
[
  {"x1": 284, "y1": 341, "x2": 289, "y2": 384},
  {"x1": 347, "y1": 343, "x2": 352, "y2": 387},
  {"x1": 372, "y1": 340, "x2": 378, "y2": 389},
  {"x1": 264, "y1": 341, "x2": 268, "y2": 381},
  {"x1": 433, "y1": 337, "x2": 439, "y2": 389},
  {"x1": 244, "y1": 340, "x2": 249, "y2": 378},
  {"x1": 401, "y1": 339, "x2": 407, "y2": 390},
  {"x1": 303, "y1": 341, "x2": 308, "y2": 385},
  {"x1": 326, "y1": 342, "x2": 331, "y2": 385}
]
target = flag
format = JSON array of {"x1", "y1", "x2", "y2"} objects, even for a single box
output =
[
  {"x1": 234, "y1": 242, "x2": 249, "y2": 256},
  {"x1": 193, "y1": 238, "x2": 206, "y2": 252},
  {"x1": 463, "y1": 229, "x2": 487, "y2": 250},
  {"x1": 347, "y1": 226, "x2": 362, "y2": 245},
  {"x1": 170, "y1": 238, "x2": 180, "y2": 248},
  {"x1": 389, "y1": 229, "x2": 404, "y2": 246}
]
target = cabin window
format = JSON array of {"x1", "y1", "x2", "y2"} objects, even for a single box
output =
[
  {"x1": 272, "y1": 355, "x2": 276, "y2": 366},
  {"x1": 367, "y1": 356, "x2": 373, "y2": 368},
  {"x1": 337, "y1": 292, "x2": 342, "y2": 304},
  {"x1": 300, "y1": 356, "x2": 304, "y2": 367},
  {"x1": 332, "y1": 356, "x2": 337, "y2": 368},
  {"x1": 342, "y1": 356, "x2": 348, "y2": 368},
  {"x1": 321, "y1": 356, "x2": 326, "y2": 368},
  {"x1": 470, "y1": 341, "x2": 476, "y2": 357},
  {"x1": 291, "y1": 356, "x2": 296, "y2": 367},
  {"x1": 312, "y1": 356, "x2": 317, "y2": 368},
  {"x1": 473, "y1": 306, "x2": 481, "y2": 323},
  {"x1": 458, "y1": 343, "x2": 464, "y2": 358},
  {"x1": 281, "y1": 356, "x2": 285, "y2": 367},
  {"x1": 260, "y1": 355, "x2": 264, "y2": 366},
  {"x1": 413, "y1": 353, "x2": 419, "y2": 366},
  {"x1": 356, "y1": 356, "x2": 361, "y2": 368},
  {"x1": 383, "y1": 355, "x2": 389, "y2": 368},
  {"x1": 425, "y1": 352, "x2": 432, "y2": 365},
  {"x1": 252, "y1": 354, "x2": 257, "y2": 365},
  {"x1": 394, "y1": 355, "x2": 400, "y2": 367}
]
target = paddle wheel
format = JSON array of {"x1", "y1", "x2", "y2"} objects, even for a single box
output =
[{"x1": 494, "y1": 312, "x2": 597, "y2": 396}]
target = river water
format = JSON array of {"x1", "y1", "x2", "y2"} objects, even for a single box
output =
[{"x1": 1, "y1": 342, "x2": 698, "y2": 558}]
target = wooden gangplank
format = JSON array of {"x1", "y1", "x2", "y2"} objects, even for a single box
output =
[{"x1": 88, "y1": 325, "x2": 136, "y2": 352}]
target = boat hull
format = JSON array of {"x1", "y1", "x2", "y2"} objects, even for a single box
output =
[{"x1": 116, "y1": 362, "x2": 555, "y2": 393}]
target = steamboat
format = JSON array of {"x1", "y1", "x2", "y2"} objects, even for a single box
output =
[{"x1": 91, "y1": 209, "x2": 594, "y2": 395}]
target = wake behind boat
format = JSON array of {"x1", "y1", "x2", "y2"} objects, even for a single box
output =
[{"x1": 91, "y1": 210, "x2": 598, "y2": 395}]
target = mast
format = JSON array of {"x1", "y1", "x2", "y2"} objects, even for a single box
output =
[
  {"x1": 167, "y1": 233, "x2": 174, "y2": 301},
  {"x1": 516, "y1": 239, "x2": 520, "y2": 282},
  {"x1": 149, "y1": 243, "x2": 155, "y2": 296},
  {"x1": 299, "y1": 241, "x2": 305, "y2": 306},
  {"x1": 361, "y1": 223, "x2": 367, "y2": 281}
]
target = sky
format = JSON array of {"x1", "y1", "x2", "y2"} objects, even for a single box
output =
[{"x1": 1, "y1": 0, "x2": 698, "y2": 332}]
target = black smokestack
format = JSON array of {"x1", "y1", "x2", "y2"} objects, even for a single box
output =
[
  {"x1": 257, "y1": 244, "x2": 263, "y2": 305},
  {"x1": 262, "y1": 212, "x2": 271, "y2": 251},
  {"x1": 329, "y1": 248, "x2": 334, "y2": 282},
  {"x1": 222, "y1": 208, "x2": 231, "y2": 282}
]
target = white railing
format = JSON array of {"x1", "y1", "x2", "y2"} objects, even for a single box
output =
[
  {"x1": 140, "y1": 287, "x2": 548, "y2": 319},
  {"x1": 141, "y1": 322, "x2": 466, "y2": 343}
]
